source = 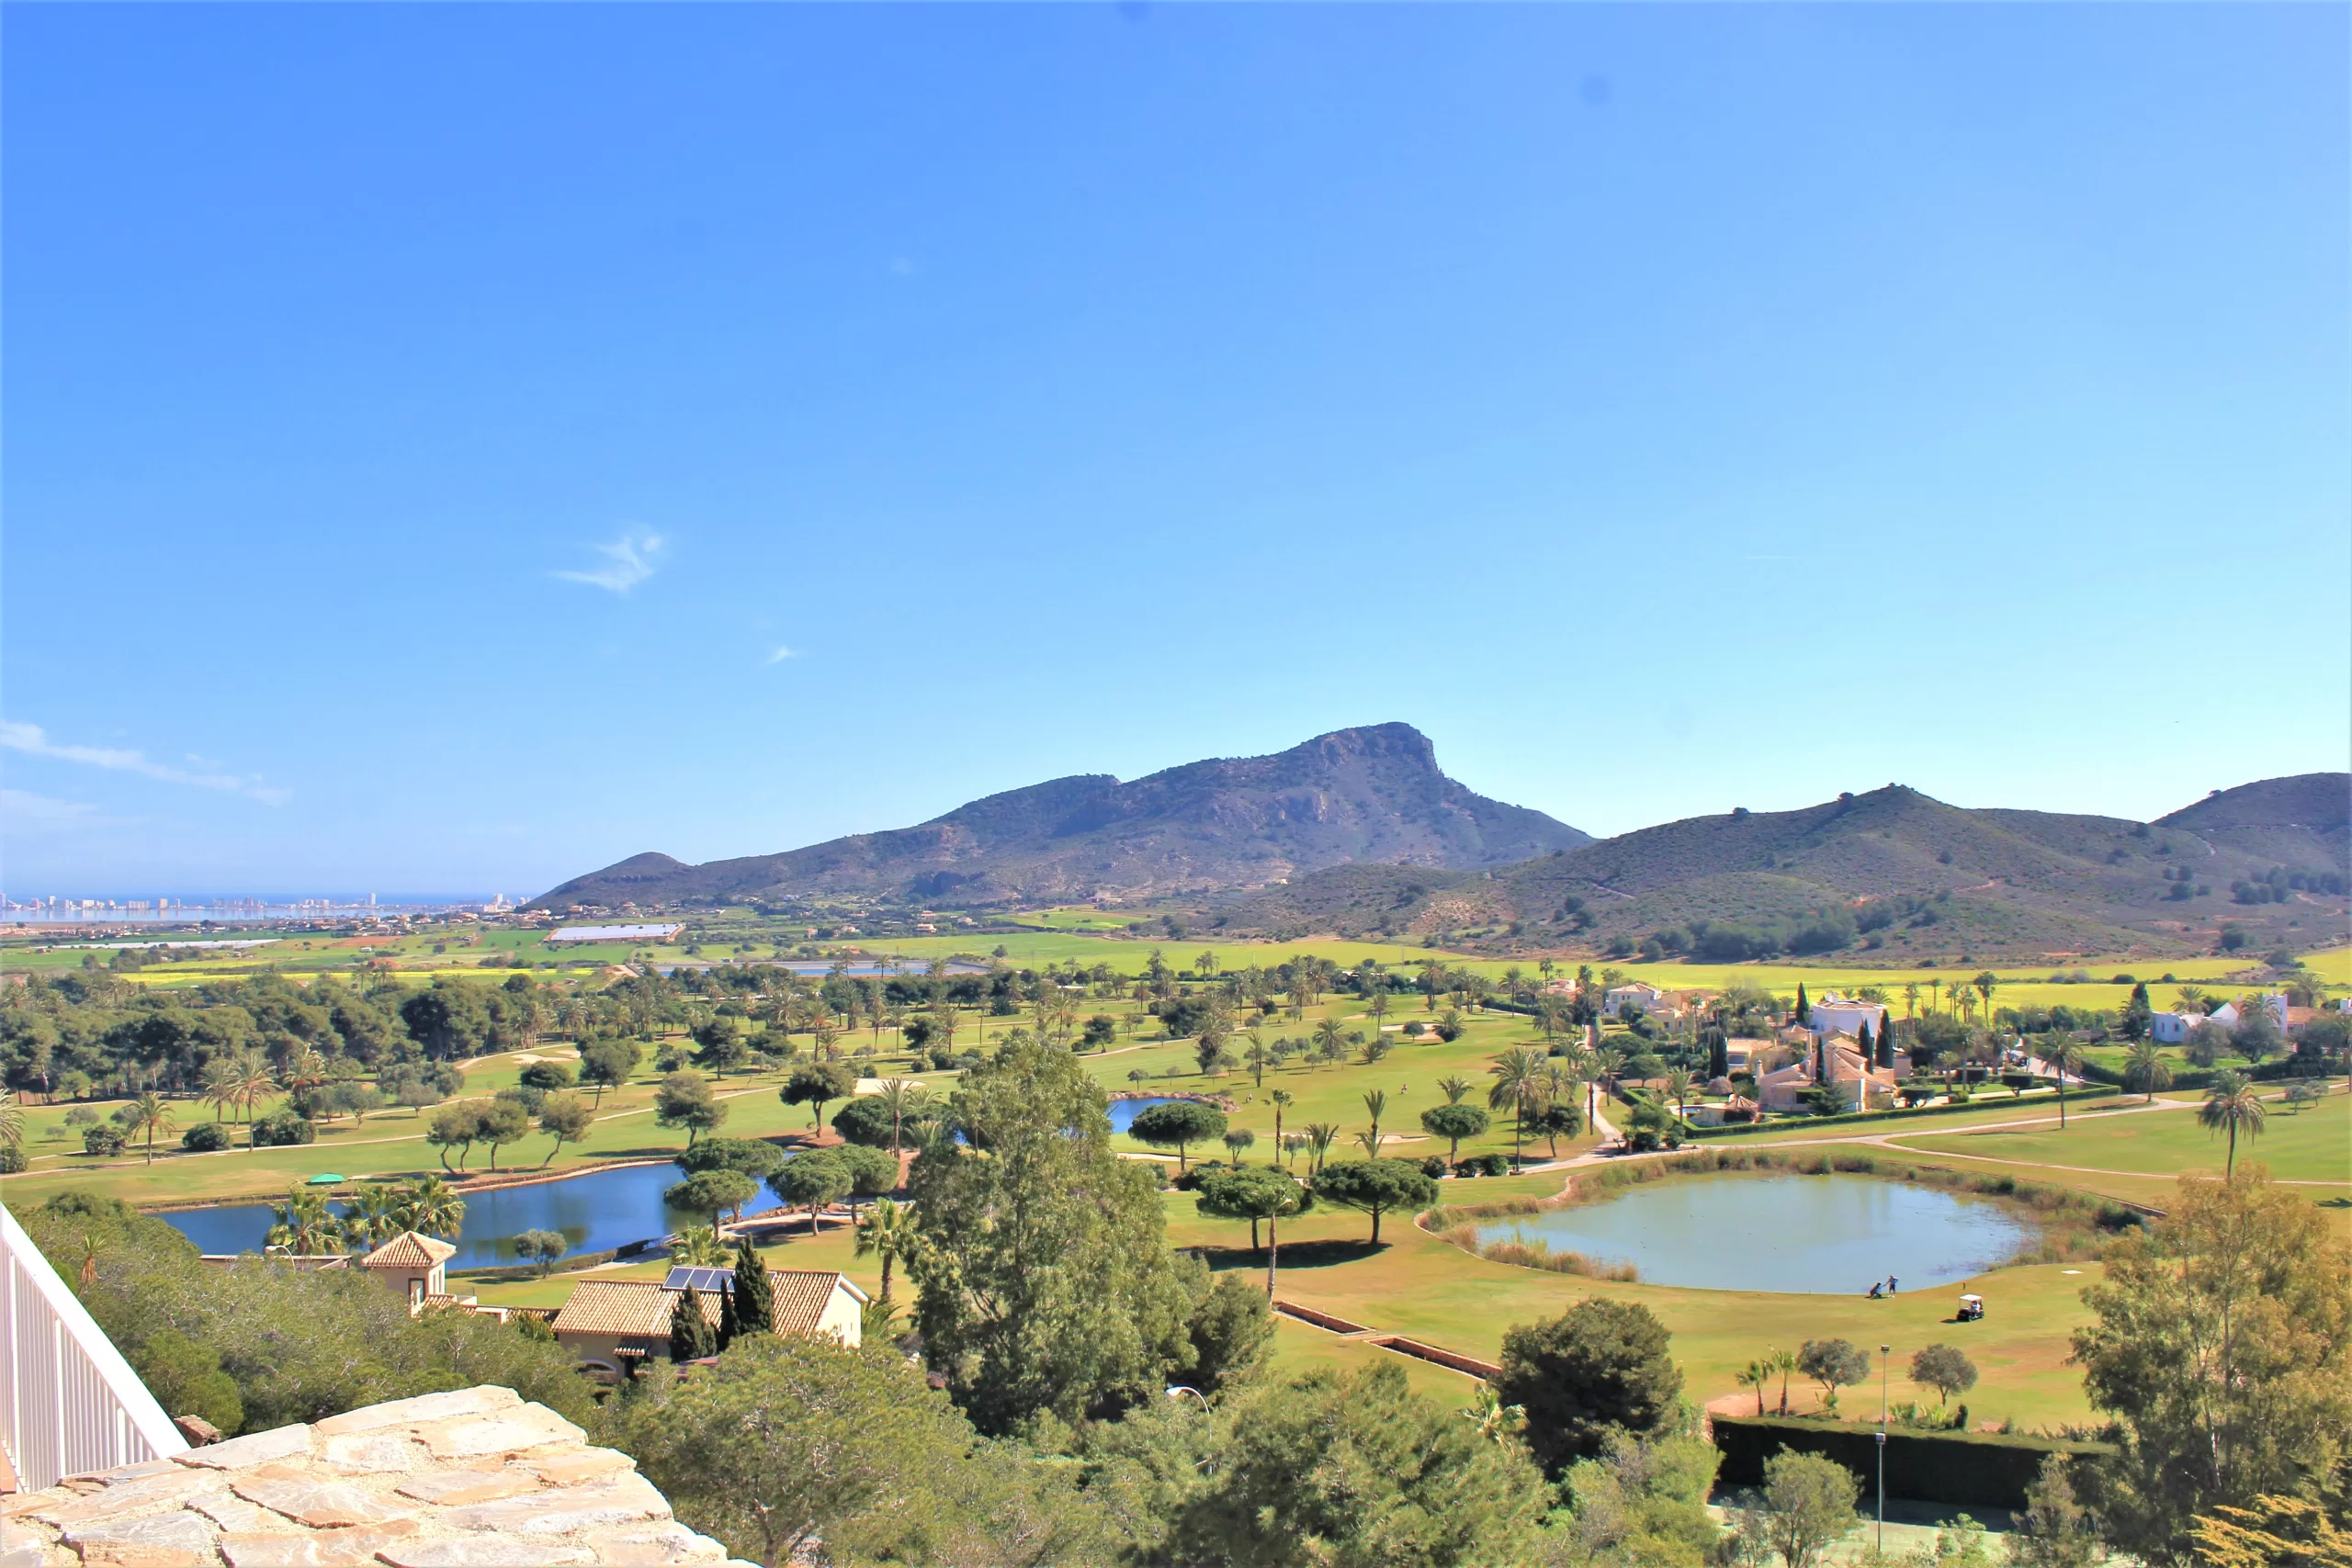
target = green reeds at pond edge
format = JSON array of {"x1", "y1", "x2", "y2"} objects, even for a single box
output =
[
  {"x1": 1425, "y1": 1146, "x2": 2143, "y2": 1273},
  {"x1": 1438, "y1": 1221, "x2": 1640, "y2": 1281}
]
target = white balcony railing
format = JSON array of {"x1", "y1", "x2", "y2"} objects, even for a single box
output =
[{"x1": 0, "y1": 1200, "x2": 187, "y2": 1490}]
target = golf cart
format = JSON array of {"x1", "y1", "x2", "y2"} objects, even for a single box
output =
[{"x1": 1957, "y1": 1293, "x2": 1984, "y2": 1323}]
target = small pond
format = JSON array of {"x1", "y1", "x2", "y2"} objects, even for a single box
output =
[
  {"x1": 1472, "y1": 1173, "x2": 2034, "y2": 1295},
  {"x1": 1108, "y1": 1097, "x2": 1192, "y2": 1134},
  {"x1": 160, "y1": 1160, "x2": 786, "y2": 1271}
]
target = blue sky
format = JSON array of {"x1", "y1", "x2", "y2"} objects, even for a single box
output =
[{"x1": 4, "y1": 4, "x2": 2346, "y2": 898}]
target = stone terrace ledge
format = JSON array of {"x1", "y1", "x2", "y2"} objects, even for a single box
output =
[{"x1": 0, "y1": 1385, "x2": 752, "y2": 1568}]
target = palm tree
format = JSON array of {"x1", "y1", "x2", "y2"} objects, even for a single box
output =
[
  {"x1": 1436, "y1": 1076, "x2": 1472, "y2": 1105},
  {"x1": 1361, "y1": 1089, "x2": 1387, "y2": 1149},
  {"x1": 1974, "y1": 972, "x2": 1998, "y2": 1028},
  {"x1": 2123, "y1": 1041, "x2": 2173, "y2": 1104},
  {"x1": 669, "y1": 1225, "x2": 731, "y2": 1267},
  {"x1": 855, "y1": 1198, "x2": 921, "y2": 1305},
  {"x1": 1568, "y1": 1047, "x2": 1604, "y2": 1125},
  {"x1": 1244, "y1": 1034, "x2": 1272, "y2": 1088},
  {"x1": 876, "y1": 1077, "x2": 926, "y2": 1154},
  {"x1": 1487, "y1": 1048, "x2": 1545, "y2": 1168},
  {"x1": 390, "y1": 1175, "x2": 467, "y2": 1239},
  {"x1": 266, "y1": 1186, "x2": 343, "y2": 1255},
  {"x1": 1269, "y1": 1089, "x2": 1294, "y2": 1155},
  {"x1": 1770, "y1": 1347, "x2": 1799, "y2": 1416},
  {"x1": 2199, "y1": 1071, "x2": 2266, "y2": 1179},
  {"x1": 1903, "y1": 983, "x2": 1919, "y2": 1020},
  {"x1": 343, "y1": 1186, "x2": 403, "y2": 1252},
  {"x1": 1303, "y1": 1122, "x2": 1339, "y2": 1176},
  {"x1": 1367, "y1": 990, "x2": 1391, "y2": 1038},
  {"x1": 1312, "y1": 1015, "x2": 1347, "y2": 1068},
  {"x1": 1351, "y1": 1128, "x2": 1384, "y2": 1161},
  {"x1": 0, "y1": 1093, "x2": 21, "y2": 1159},
  {"x1": 127, "y1": 1091, "x2": 175, "y2": 1165},
  {"x1": 2041, "y1": 1039, "x2": 2086, "y2": 1128},
  {"x1": 200, "y1": 1059, "x2": 240, "y2": 1122},
  {"x1": 232, "y1": 1055, "x2": 278, "y2": 1124},
  {"x1": 2174, "y1": 987, "x2": 2207, "y2": 1014},
  {"x1": 1661, "y1": 1068, "x2": 1696, "y2": 1123},
  {"x1": 1736, "y1": 1359, "x2": 1772, "y2": 1416}
]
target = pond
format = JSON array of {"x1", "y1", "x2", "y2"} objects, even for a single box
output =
[
  {"x1": 1472, "y1": 1173, "x2": 2034, "y2": 1295},
  {"x1": 159, "y1": 1160, "x2": 786, "y2": 1271},
  {"x1": 1108, "y1": 1097, "x2": 1192, "y2": 1134}
]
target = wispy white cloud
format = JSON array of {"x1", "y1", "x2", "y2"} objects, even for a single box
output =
[
  {"x1": 766, "y1": 645, "x2": 797, "y2": 664},
  {"x1": 0, "y1": 722, "x2": 290, "y2": 805},
  {"x1": 0, "y1": 789, "x2": 117, "y2": 831},
  {"x1": 555, "y1": 531, "x2": 664, "y2": 593}
]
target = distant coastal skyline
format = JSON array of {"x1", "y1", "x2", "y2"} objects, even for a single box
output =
[{"x1": 5, "y1": 5, "x2": 2345, "y2": 890}]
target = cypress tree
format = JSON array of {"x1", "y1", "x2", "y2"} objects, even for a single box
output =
[
  {"x1": 1707, "y1": 1028, "x2": 1729, "y2": 1083},
  {"x1": 1876, "y1": 1016, "x2": 1896, "y2": 1070},
  {"x1": 730, "y1": 1239, "x2": 775, "y2": 1337},
  {"x1": 716, "y1": 1280, "x2": 739, "y2": 1351},
  {"x1": 1794, "y1": 983, "x2": 1811, "y2": 1027},
  {"x1": 668, "y1": 1287, "x2": 715, "y2": 1361},
  {"x1": 1858, "y1": 1020, "x2": 1874, "y2": 1073}
]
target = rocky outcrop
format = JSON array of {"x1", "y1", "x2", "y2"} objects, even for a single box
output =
[{"x1": 0, "y1": 1385, "x2": 743, "y2": 1568}]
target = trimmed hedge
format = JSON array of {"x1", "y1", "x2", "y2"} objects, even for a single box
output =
[
  {"x1": 2076, "y1": 1056, "x2": 2311, "y2": 1092},
  {"x1": 1682, "y1": 1083, "x2": 2120, "y2": 1140},
  {"x1": 1712, "y1": 1416, "x2": 2113, "y2": 1510}
]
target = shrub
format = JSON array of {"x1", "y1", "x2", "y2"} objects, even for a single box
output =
[
  {"x1": 249, "y1": 1110, "x2": 316, "y2": 1147},
  {"x1": 83, "y1": 1125, "x2": 129, "y2": 1156},
  {"x1": 181, "y1": 1122, "x2": 232, "y2": 1154}
]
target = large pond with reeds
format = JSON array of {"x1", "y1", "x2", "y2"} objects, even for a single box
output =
[{"x1": 1470, "y1": 1173, "x2": 2034, "y2": 1295}]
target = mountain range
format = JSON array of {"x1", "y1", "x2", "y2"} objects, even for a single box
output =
[
  {"x1": 534, "y1": 724, "x2": 1589, "y2": 913},
  {"x1": 533, "y1": 726, "x2": 2348, "y2": 961}
]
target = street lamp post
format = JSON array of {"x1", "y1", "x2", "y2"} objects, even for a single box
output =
[{"x1": 1878, "y1": 1343, "x2": 1892, "y2": 1554}]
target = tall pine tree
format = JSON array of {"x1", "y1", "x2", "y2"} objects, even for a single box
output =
[
  {"x1": 730, "y1": 1238, "x2": 775, "y2": 1337},
  {"x1": 668, "y1": 1287, "x2": 716, "y2": 1361}
]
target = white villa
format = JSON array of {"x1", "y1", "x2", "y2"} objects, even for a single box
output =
[
  {"x1": 1602, "y1": 982, "x2": 1668, "y2": 1018},
  {"x1": 1805, "y1": 992, "x2": 1891, "y2": 1041}
]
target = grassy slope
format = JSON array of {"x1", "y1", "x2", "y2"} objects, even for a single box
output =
[{"x1": 1895, "y1": 1090, "x2": 2349, "y2": 1187}]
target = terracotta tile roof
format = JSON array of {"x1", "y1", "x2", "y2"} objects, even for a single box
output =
[
  {"x1": 770, "y1": 1270, "x2": 867, "y2": 1332},
  {"x1": 551, "y1": 1272, "x2": 864, "y2": 1339},
  {"x1": 551, "y1": 1281, "x2": 714, "y2": 1338},
  {"x1": 359, "y1": 1231, "x2": 458, "y2": 1269}
]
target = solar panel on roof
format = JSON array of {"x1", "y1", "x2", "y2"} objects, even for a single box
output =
[{"x1": 662, "y1": 1266, "x2": 735, "y2": 1293}]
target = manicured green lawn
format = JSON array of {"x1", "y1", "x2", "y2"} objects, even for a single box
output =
[
  {"x1": 1165, "y1": 1186, "x2": 2103, "y2": 1432},
  {"x1": 1896, "y1": 1085, "x2": 2350, "y2": 1187}
]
